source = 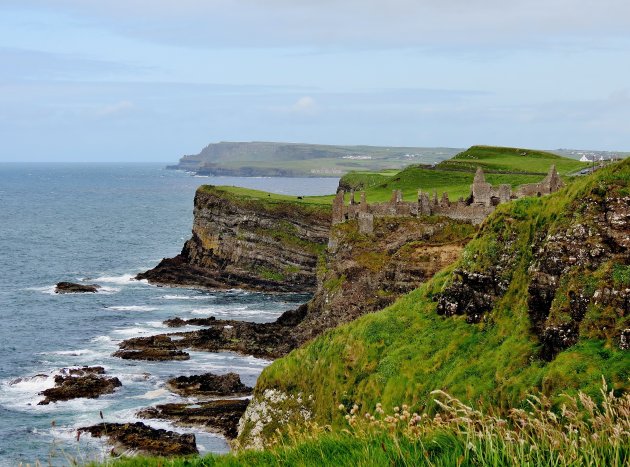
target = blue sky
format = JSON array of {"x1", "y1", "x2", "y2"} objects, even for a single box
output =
[{"x1": 1, "y1": 1, "x2": 629, "y2": 162}]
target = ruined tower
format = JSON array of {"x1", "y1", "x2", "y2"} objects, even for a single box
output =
[
  {"x1": 332, "y1": 190, "x2": 346, "y2": 224},
  {"x1": 542, "y1": 164, "x2": 564, "y2": 194},
  {"x1": 471, "y1": 167, "x2": 492, "y2": 206}
]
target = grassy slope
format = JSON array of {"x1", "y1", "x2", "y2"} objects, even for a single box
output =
[
  {"x1": 340, "y1": 145, "x2": 588, "y2": 202},
  {"x1": 437, "y1": 145, "x2": 587, "y2": 174},
  {"x1": 198, "y1": 185, "x2": 333, "y2": 210},
  {"x1": 256, "y1": 158, "x2": 629, "y2": 433}
]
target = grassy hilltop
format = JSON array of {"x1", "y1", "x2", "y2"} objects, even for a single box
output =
[{"x1": 215, "y1": 145, "x2": 588, "y2": 203}]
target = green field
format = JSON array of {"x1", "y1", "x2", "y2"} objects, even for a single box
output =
[
  {"x1": 201, "y1": 185, "x2": 333, "y2": 206},
  {"x1": 209, "y1": 146, "x2": 589, "y2": 205},
  {"x1": 437, "y1": 145, "x2": 587, "y2": 174}
]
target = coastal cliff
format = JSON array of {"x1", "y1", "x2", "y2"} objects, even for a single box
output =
[
  {"x1": 138, "y1": 186, "x2": 330, "y2": 293},
  {"x1": 237, "y1": 158, "x2": 629, "y2": 450}
]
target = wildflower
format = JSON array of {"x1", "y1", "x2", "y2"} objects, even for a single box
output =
[
  {"x1": 338, "y1": 404, "x2": 345, "y2": 411},
  {"x1": 394, "y1": 406, "x2": 400, "y2": 413}
]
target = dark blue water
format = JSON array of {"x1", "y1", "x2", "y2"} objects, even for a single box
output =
[{"x1": 0, "y1": 164, "x2": 339, "y2": 466}]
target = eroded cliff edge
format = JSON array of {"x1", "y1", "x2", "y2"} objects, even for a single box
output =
[
  {"x1": 138, "y1": 186, "x2": 331, "y2": 293},
  {"x1": 132, "y1": 186, "x2": 475, "y2": 359}
]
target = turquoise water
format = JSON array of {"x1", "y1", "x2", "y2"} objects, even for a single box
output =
[{"x1": 0, "y1": 164, "x2": 338, "y2": 465}]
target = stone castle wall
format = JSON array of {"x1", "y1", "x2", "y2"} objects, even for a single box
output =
[{"x1": 333, "y1": 165, "x2": 563, "y2": 232}]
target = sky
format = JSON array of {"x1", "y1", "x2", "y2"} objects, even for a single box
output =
[{"x1": 0, "y1": 1, "x2": 629, "y2": 162}]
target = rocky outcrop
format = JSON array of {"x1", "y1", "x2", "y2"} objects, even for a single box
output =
[
  {"x1": 55, "y1": 282, "x2": 100, "y2": 293},
  {"x1": 436, "y1": 179, "x2": 629, "y2": 360},
  {"x1": 137, "y1": 186, "x2": 330, "y2": 292},
  {"x1": 121, "y1": 315, "x2": 302, "y2": 360},
  {"x1": 38, "y1": 367, "x2": 121, "y2": 405},
  {"x1": 78, "y1": 422, "x2": 198, "y2": 456},
  {"x1": 297, "y1": 217, "x2": 475, "y2": 342},
  {"x1": 166, "y1": 373, "x2": 252, "y2": 398},
  {"x1": 527, "y1": 194, "x2": 630, "y2": 360},
  {"x1": 138, "y1": 399, "x2": 250, "y2": 439},
  {"x1": 112, "y1": 335, "x2": 190, "y2": 361}
]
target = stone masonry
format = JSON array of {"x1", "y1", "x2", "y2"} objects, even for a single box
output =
[{"x1": 333, "y1": 165, "x2": 564, "y2": 231}]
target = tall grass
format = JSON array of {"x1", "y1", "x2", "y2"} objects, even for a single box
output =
[
  {"x1": 335, "y1": 378, "x2": 629, "y2": 466},
  {"x1": 97, "y1": 380, "x2": 628, "y2": 466}
]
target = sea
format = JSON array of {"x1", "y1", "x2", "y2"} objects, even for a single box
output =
[{"x1": 0, "y1": 163, "x2": 339, "y2": 466}]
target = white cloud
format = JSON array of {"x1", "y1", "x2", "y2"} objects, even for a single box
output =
[
  {"x1": 96, "y1": 100, "x2": 134, "y2": 117},
  {"x1": 291, "y1": 96, "x2": 317, "y2": 114}
]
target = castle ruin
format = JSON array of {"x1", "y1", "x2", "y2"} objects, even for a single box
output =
[{"x1": 332, "y1": 165, "x2": 563, "y2": 231}]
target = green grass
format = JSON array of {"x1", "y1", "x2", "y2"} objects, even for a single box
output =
[
  {"x1": 200, "y1": 185, "x2": 334, "y2": 206},
  {"x1": 359, "y1": 166, "x2": 546, "y2": 202},
  {"x1": 98, "y1": 384, "x2": 629, "y2": 466},
  {"x1": 95, "y1": 157, "x2": 628, "y2": 467},
  {"x1": 205, "y1": 145, "x2": 588, "y2": 206},
  {"x1": 338, "y1": 146, "x2": 588, "y2": 203},
  {"x1": 437, "y1": 145, "x2": 588, "y2": 174}
]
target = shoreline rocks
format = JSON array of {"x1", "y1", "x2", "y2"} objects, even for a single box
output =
[
  {"x1": 138, "y1": 399, "x2": 250, "y2": 439},
  {"x1": 166, "y1": 372, "x2": 252, "y2": 398},
  {"x1": 38, "y1": 367, "x2": 121, "y2": 405},
  {"x1": 112, "y1": 335, "x2": 190, "y2": 361},
  {"x1": 78, "y1": 422, "x2": 198, "y2": 457},
  {"x1": 55, "y1": 282, "x2": 100, "y2": 294}
]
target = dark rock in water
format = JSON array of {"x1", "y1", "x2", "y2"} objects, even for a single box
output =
[
  {"x1": 112, "y1": 335, "x2": 190, "y2": 361},
  {"x1": 55, "y1": 282, "x2": 100, "y2": 294},
  {"x1": 38, "y1": 367, "x2": 121, "y2": 405},
  {"x1": 166, "y1": 372, "x2": 252, "y2": 398},
  {"x1": 138, "y1": 399, "x2": 249, "y2": 439},
  {"x1": 117, "y1": 316, "x2": 302, "y2": 360},
  {"x1": 66, "y1": 366, "x2": 105, "y2": 376},
  {"x1": 78, "y1": 422, "x2": 198, "y2": 457},
  {"x1": 113, "y1": 349, "x2": 190, "y2": 361}
]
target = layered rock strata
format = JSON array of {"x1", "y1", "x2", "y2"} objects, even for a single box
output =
[
  {"x1": 137, "y1": 186, "x2": 331, "y2": 292},
  {"x1": 118, "y1": 217, "x2": 474, "y2": 361}
]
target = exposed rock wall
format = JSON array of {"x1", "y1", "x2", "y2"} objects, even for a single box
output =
[
  {"x1": 138, "y1": 187, "x2": 331, "y2": 292},
  {"x1": 437, "y1": 178, "x2": 630, "y2": 360},
  {"x1": 296, "y1": 217, "x2": 476, "y2": 342}
]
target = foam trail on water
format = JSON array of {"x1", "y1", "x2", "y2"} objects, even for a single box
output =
[
  {"x1": 106, "y1": 305, "x2": 158, "y2": 312},
  {"x1": 89, "y1": 274, "x2": 136, "y2": 285}
]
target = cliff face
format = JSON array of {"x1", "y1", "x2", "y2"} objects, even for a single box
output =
[
  {"x1": 138, "y1": 186, "x2": 331, "y2": 293},
  {"x1": 136, "y1": 187, "x2": 474, "y2": 361},
  {"x1": 293, "y1": 217, "x2": 476, "y2": 343}
]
